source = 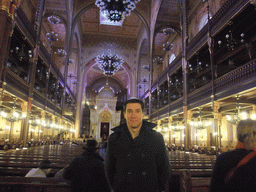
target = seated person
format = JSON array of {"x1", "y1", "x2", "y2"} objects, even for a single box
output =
[{"x1": 25, "y1": 160, "x2": 51, "y2": 178}]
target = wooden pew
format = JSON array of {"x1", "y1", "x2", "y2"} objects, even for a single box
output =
[
  {"x1": 167, "y1": 169, "x2": 211, "y2": 192},
  {"x1": 0, "y1": 144, "x2": 87, "y2": 177},
  {"x1": 0, "y1": 177, "x2": 70, "y2": 192}
]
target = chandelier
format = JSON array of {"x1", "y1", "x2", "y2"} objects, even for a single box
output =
[
  {"x1": 29, "y1": 116, "x2": 41, "y2": 126},
  {"x1": 217, "y1": 21, "x2": 245, "y2": 51},
  {"x1": 95, "y1": 0, "x2": 140, "y2": 22},
  {"x1": 170, "y1": 123, "x2": 185, "y2": 132},
  {"x1": 226, "y1": 96, "x2": 241, "y2": 125},
  {"x1": 47, "y1": 15, "x2": 61, "y2": 24},
  {"x1": 46, "y1": 31, "x2": 59, "y2": 42},
  {"x1": 163, "y1": 42, "x2": 173, "y2": 51},
  {"x1": 190, "y1": 108, "x2": 212, "y2": 130},
  {"x1": 10, "y1": 44, "x2": 33, "y2": 61},
  {"x1": 163, "y1": 27, "x2": 175, "y2": 35},
  {"x1": 0, "y1": 98, "x2": 26, "y2": 123},
  {"x1": 95, "y1": 50, "x2": 124, "y2": 76},
  {"x1": 153, "y1": 57, "x2": 163, "y2": 65},
  {"x1": 55, "y1": 49, "x2": 66, "y2": 57}
]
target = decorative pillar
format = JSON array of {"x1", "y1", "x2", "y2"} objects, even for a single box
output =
[
  {"x1": 20, "y1": 101, "x2": 28, "y2": 141},
  {"x1": 41, "y1": 110, "x2": 45, "y2": 141},
  {"x1": 168, "y1": 116, "x2": 173, "y2": 145},
  {"x1": 157, "y1": 119, "x2": 161, "y2": 132},
  {"x1": 21, "y1": 98, "x2": 31, "y2": 145},
  {"x1": 180, "y1": 0, "x2": 189, "y2": 149},
  {"x1": 0, "y1": 0, "x2": 22, "y2": 83},
  {"x1": 51, "y1": 115, "x2": 55, "y2": 140},
  {"x1": 187, "y1": 110, "x2": 193, "y2": 147},
  {"x1": 214, "y1": 101, "x2": 220, "y2": 149}
]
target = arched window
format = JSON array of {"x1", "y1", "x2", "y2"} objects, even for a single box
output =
[
  {"x1": 169, "y1": 54, "x2": 176, "y2": 64},
  {"x1": 198, "y1": 13, "x2": 212, "y2": 31}
]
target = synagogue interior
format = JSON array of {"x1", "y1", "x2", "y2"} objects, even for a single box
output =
[{"x1": 0, "y1": 0, "x2": 256, "y2": 190}]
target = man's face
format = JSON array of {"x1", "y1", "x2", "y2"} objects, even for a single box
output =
[{"x1": 124, "y1": 103, "x2": 144, "y2": 129}]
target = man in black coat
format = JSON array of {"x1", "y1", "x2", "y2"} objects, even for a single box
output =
[
  {"x1": 105, "y1": 98, "x2": 170, "y2": 192},
  {"x1": 63, "y1": 139, "x2": 111, "y2": 192}
]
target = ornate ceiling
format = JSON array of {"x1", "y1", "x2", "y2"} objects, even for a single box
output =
[{"x1": 41, "y1": 0, "x2": 183, "y2": 95}]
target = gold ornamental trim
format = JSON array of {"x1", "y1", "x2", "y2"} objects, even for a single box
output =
[{"x1": 0, "y1": 0, "x2": 10, "y2": 12}]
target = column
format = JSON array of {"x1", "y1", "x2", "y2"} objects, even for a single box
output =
[
  {"x1": 180, "y1": 0, "x2": 189, "y2": 149},
  {"x1": 168, "y1": 116, "x2": 173, "y2": 146},
  {"x1": 0, "y1": 0, "x2": 22, "y2": 83},
  {"x1": 41, "y1": 110, "x2": 45, "y2": 141},
  {"x1": 187, "y1": 110, "x2": 193, "y2": 148},
  {"x1": 214, "y1": 101, "x2": 220, "y2": 150},
  {"x1": 21, "y1": 98, "x2": 31, "y2": 145}
]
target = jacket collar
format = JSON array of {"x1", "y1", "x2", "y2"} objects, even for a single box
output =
[
  {"x1": 111, "y1": 120, "x2": 157, "y2": 132},
  {"x1": 112, "y1": 120, "x2": 157, "y2": 151}
]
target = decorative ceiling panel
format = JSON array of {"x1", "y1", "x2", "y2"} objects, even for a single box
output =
[
  {"x1": 81, "y1": 8, "x2": 99, "y2": 22},
  {"x1": 82, "y1": 22, "x2": 99, "y2": 33},
  {"x1": 121, "y1": 26, "x2": 140, "y2": 36},
  {"x1": 99, "y1": 25, "x2": 120, "y2": 34}
]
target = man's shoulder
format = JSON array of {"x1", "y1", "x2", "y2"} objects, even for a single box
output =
[
  {"x1": 149, "y1": 129, "x2": 163, "y2": 138},
  {"x1": 108, "y1": 124, "x2": 124, "y2": 141}
]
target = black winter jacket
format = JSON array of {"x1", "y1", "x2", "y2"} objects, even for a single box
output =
[
  {"x1": 105, "y1": 120, "x2": 170, "y2": 192},
  {"x1": 63, "y1": 151, "x2": 111, "y2": 192},
  {"x1": 210, "y1": 148, "x2": 256, "y2": 192}
]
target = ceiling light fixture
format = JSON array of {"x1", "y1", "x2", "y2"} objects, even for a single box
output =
[
  {"x1": 55, "y1": 49, "x2": 66, "y2": 57},
  {"x1": 47, "y1": 15, "x2": 61, "y2": 24},
  {"x1": 163, "y1": 42, "x2": 173, "y2": 51},
  {"x1": 163, "y1": 27, "x2": 175, "y2": 35},
  {"x1": 95, "y1": 49, "x2": 124, "y2": 76},
  {"x1": 95, "y1": 0, "x2": 140, "y2": 22}
]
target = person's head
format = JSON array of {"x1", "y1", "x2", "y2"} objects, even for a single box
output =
[
  {"x1": 237, "y1": 119, "x2": 256, "y2": 150},
  {"x1": 123, "y1": 98, "x2": 145, "y2": 130},
  {"x1": 83, "y1": 139, "x2": 99, "y2": 152},
  {"x1": 39, "y1": 160, "x2": 51, "y2": 175}
]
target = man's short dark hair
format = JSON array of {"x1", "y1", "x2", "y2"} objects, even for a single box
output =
[{"x1": 123, "y1": 98, "x2": 144, "y2": 112}]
